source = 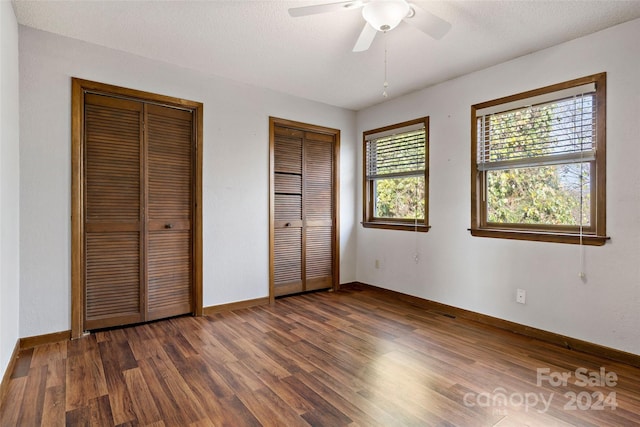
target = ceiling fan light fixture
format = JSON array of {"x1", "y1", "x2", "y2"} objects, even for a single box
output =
[{"x1": 362, "y1": 0, "x2": 410, "y2": 32}]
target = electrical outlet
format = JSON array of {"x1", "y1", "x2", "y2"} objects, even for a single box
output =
[
  {"x1": 375, "y1": 259, "x2": 380, "y2": 269},
  {"x1": 516, "y1": 288, "x2": 526, "y2": 304}
]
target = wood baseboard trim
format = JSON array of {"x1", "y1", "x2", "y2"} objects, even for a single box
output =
[
  {"x1": 20, "y1": 330, "x2": 71, "y2": 350},
  {"x1": 203, "y1": 297, "x2": 270, "y2": 315},
  {"x1": 343, "y1": 282, "x2": 640, "y2": 368},
  {"x1": 0, "y1": 339, "x2": 20, "y2": 404}
]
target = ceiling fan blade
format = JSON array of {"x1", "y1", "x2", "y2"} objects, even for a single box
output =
[
  {"x1": 353, "y1": 22, "x2": 377, "y2": 52},
  {"x1": 288, "y1": 1, "x2": 364, "y2": 17},
  {"x1": 403, "y1": 3, "x2": 451, "y2": 40}
]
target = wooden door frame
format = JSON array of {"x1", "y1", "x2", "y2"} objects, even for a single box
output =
[
  {"x1": 71, "y1": 78, "x2": 203, "y2": 339},
  {"x1": 269, "y1": 117, "x2": 340, "y2": 304}
]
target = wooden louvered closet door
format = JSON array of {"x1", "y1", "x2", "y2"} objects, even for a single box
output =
[
  {"x1": 271, "y1": 120, "x2": 338, "y2": 298},
  {"x1": 85, "y1": 94, "x2": 144, "y2": 329},
  {"x1": 146, "y1": 105, "x2": 193, "y2": 321},
  {"x1": 304, "y1": 132, "x2": 334, "y2": 291},
  {"x1": 273, "y1": 127, "x2": 304, "y2": 296},
  {"x1": 83, "y1": 94, "x2": 194, "y2": 330}
]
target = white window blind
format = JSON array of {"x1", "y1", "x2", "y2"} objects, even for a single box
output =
[
  {"x1": 477, "y1": 86, "x2": 596, "y2": 172},
  {"x1": 366, "y1": 127, "x2": 425, "y2": 179}
]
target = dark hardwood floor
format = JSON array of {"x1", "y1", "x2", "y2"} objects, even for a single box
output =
[{"x1": 2, "y1": 284, "x2": 639, "y2": 426}]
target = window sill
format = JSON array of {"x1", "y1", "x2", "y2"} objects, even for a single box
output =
[
  {"x1": 469, "y1": 228, "x2": 609, "y2": 246},
  {"x1": 362, "y1": 222, "x2": 431, "y2": 232}
]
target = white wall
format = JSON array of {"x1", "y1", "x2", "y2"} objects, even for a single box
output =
[
  {"x1": 15, "y1": 14, "x2": 639, "y2": 357},
  {"x1": 356, "y1": 18, "x2": 640, "y2": 355},
  {"x1": 0, "y1": 1, "x2": 21, "y2": 380},
  {"x1": 18, "y1": 26, "x2": 357, "y2": 338}
]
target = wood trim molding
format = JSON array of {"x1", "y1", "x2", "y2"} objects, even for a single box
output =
[
  {"x1": 362, "y1": 222, "x2": 431, "y2": 232},
  {"x1": 342, "y1": 282, "x2": 640, "y2": 368},
  {"x1": 333, "y1": 128, "x2": 341, "y2": 295},
  {"x1": 268, "y1": 118, "x2": 276, "y2": 305},
  {"x1": 71, "y1": 78, "x2": 84, "y2": 339},
  {"x1": 193, "y1": 103, "x2": 204, "y2": 316},
  {"x1": 470, "y1": 228, "x2": 608, "y2": 246},
  {"x1": 2, "y1": 331, "x2": 74, "y2": 402},
  {"x1": 20, "y1": 330, "x2": 72, "y2": 350},
  {"x1": 0, "y1": 340, "x2": 20, "y2": 404},
  {"x1": 203, "y1": 297, "x2": 270, "y2": 315}
]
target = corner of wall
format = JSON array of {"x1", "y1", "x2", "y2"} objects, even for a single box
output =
[{"x1": 0, "y1": 0, "x2": 21, "y2": 382}]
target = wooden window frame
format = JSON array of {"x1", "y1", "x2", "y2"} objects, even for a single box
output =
[
  {"x1": 362, "y1": 117, "x2": 430, "y2": 232},
  {"x1": 470, "y1": 73, "x2": 607, "y2": 245},
  {"x1": 71, "y1": 78, "x2": 204, "y2": 338}
]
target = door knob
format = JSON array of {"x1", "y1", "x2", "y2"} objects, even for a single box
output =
[
  {"x1": 165, "y1": 223, "x2": 173, "y2": 229},
  {"x1": 285, "y1": 222, "x2": 291, "y2": 227}
]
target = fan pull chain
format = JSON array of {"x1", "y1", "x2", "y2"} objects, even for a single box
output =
[{"x1": 382, "y1": 31, "x2": 389, "y2": 98}]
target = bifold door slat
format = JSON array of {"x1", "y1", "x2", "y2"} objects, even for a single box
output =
[
  {"x1": 275, "y1": 195, "x2": 302, "y2": 221},
  {"x1": 274, "y1": 228, "x2": 302, "y2": 286},
  {"x1": 306, "y1": 227, "x2": 332, "y2": 280},
  {"x1": 274, "y1": 136, "x2": 302, "y2": 174},
  {"x1": 275, "y1": 173, "x2": 302, "y2": 194},
  {"x1": 85, "y1": 232, "x2": 142, "y2": 323}
]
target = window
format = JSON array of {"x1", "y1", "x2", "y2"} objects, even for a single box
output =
[
  {"x1": 362, "y1": 117, "x2": 429, "y2": 232},
  {"x1": 471, "y1": 73, "x2": 607, "y2": 245}
]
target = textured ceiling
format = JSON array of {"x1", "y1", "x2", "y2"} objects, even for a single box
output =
[{"x1": 13, "y1": 0, "x2": 640, "y2": 110}]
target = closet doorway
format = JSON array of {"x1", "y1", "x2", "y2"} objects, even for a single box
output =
[
  {"x1": 269, "y1": 117, "x2": 340, "y2": 301},
  {"x1": 71, "y1": 79, "x2": 203, "y2": 338}
]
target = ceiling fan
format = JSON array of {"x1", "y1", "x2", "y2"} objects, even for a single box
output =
[{"x1": 288, "y1": 0, "x2": 451, "y2": 52}]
